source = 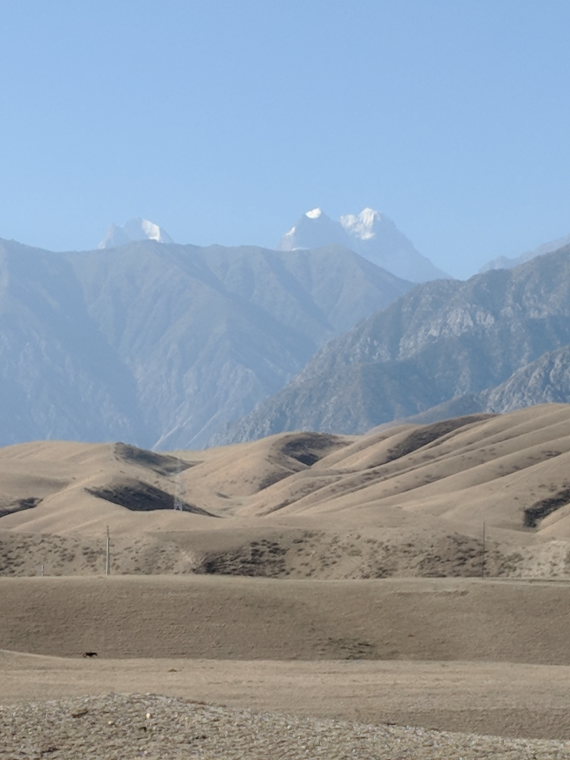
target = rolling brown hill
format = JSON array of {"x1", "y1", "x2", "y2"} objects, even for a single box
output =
[{"x1": 1, "y1": 404, "x2": 570, "y2": 579}]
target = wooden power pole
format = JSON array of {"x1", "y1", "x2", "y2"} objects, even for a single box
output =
[
  {"x1": 481, "y1": 521, "x2": 486, "y2": 579},
  {"x1": 105, "y1": 525, "x2": 111, "y2": 576}
]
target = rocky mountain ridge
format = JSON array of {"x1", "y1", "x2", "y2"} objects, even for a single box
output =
[
  {"x1": 405, "y1": 344, "x2": 570, "y2": 424},
  {"x1": 220, "y1": 246, "x2": 570, "y2": 442}
]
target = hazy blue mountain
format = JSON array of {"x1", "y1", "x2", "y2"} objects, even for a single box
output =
[
  {"x1": 481, "y1": 343, "x2": 570, "y2": 411},
  {"x1": 481, "y1": 233, "x2": 570, "y2": 272},
  {"x1": 280, "y1": 207, "x2": 447, "y2": 282},
  {"x1": 403, "y1": 344, "x2": 570, "y2": 424},
  {"x1": 0, "y1": 241, "x2": 144, "y2": 445},
  {"x1": 0, "y1": 239, "x2": 411, "y2": 449},
  {"x1": 221, "y1": 246, "x2": 570, "y2": 442}
]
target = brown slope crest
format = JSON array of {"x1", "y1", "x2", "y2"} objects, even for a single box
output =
[
  {"x1": 240, "y1": 405, "x2": 570, "y2": 533},
  {"x1": 113, "y1": 443, "x2": 195, "y2": 475},
  {"x1": 376, "y1": 414, "x2": 496, "y2": 464}
]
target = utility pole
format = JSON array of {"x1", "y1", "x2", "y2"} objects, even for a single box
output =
[
  {"x1": 481, "y1": 521, "x2": 486, "y2": 579},
  {"x1": 105, "y1": 525, "x2": 111, "y2": 576}
]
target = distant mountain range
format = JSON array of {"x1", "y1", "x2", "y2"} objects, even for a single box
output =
[
  {"x1": 280, "y1": 207, "x2": 447, "y2": 282},
  {"x1": 0, "y1": 238, "x2": 411, "y2": 449},
  {"x1": 2, "y1": 215, "x2": 569, "y2": 452},
  {"x1": 220, "y1": 245, "x2": 570, "y2": 443}
]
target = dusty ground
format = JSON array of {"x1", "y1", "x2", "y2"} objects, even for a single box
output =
[
  {"x1": 2, "y1": 406, "x2": 570, "y2": 757},
  {"x1": 1, "y1": 575, "x2": 570, "y2": 663},
  {"x1": 1, "y1": 575, "x2": 570, "y2": 745},
  {"x1": 3, "y1": 651, "x2": 570, "y2": 740},
  {"x1": 3, "y1": 693, "x2": 570, "y2": 760},
  {"x1": 2, "y1": 579, "x2": 570, "y2": 758}
]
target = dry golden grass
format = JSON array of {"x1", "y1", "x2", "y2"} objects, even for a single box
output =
[{"x1": 1, "y1": 405, "x2": 570, "y2": 579}]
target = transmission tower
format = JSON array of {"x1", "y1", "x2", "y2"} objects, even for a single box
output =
[{"x1": 172, "y1": 459, "x2": 185, "y2": 511}]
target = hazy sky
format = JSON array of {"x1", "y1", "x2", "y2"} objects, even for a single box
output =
[{"x1": 1, "y1": 0, "x2": 569, "y2": 278}]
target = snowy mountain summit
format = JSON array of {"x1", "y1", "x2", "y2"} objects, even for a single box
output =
[
  {"x1": 340, "y1": 207, "x2": 384, "y2": 240},
  {"x1": 98, "y1": 218, "x2": 173, "y2": 249},
  {"x1": 280, "y1": 208, "x2": 347, "y2": 253},
  {"x1": 281, "y1": 207, "x2": 447, "y2": 282}
]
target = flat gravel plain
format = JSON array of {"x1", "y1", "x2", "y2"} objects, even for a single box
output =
[{"x1": 1, "y1": 693, "x2": 570, "y2": 760}]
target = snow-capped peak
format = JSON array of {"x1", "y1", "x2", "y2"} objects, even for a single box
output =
[
  {"x1": 137, "y1": 218, "x2": 166, "y2": 243},
  {"x1": 98, "y1": 218, "x2": 174, "y2": 249},
  {"x1": 340, "y1": 207, "x2": 384, "y2": 240},
  {"x1": 279, "y1": 206, "x2": 447, "y2": 282},
  {"x1": 280, "y1": 207, "x2": 344, "y2": 252}
]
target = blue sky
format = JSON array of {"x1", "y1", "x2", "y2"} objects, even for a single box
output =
[{"x1": 1, "y1": 0, "x2": 569, "y2": 278}]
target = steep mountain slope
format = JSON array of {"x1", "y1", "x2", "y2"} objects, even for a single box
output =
[
  {"x1": 0, "y1": 239, "x2": 411, "y2": 449},
  {"x1": 405, "y1": 345, "x2": 570, "y2": 424},
  {"x1": 0, "y1": 241, "x2": 144, "y2": 445},
  {"x1": 222, "y1": 246, "x2": 570, "y2": 442},
  {"x1": 280, "y1": 207, "x2": 447, "y2": 282},
  {"x1": 483, "y1": 344, "x2": 570, "y2": 410}
]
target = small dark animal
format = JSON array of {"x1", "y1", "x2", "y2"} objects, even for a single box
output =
[{"x1": 82, "y1": 651, "x2": 98, "y2": 658}]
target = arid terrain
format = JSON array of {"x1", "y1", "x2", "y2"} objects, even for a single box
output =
[
  {"x1": 2, "y1": 404, "x2": 570, "y2": 578},
  {"x1": 2, "y1": 404, "x2": 570, "y2": 757}
]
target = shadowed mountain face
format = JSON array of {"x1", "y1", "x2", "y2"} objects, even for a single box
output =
[
  {"x1": 221, "y1": 246, "x2": 570, "y2": 443},
  {"x1": 402, "y1": 344, "x2": 570, "y2": 425},
  {"x1": 0, "y1": 239, "x2": 411, "y2": 449}
]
